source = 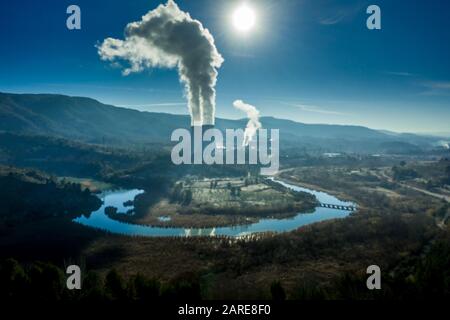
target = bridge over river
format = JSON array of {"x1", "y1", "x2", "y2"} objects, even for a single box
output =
[{"x1": 319, "y1": 203, "x2": 356, "y2": 211}]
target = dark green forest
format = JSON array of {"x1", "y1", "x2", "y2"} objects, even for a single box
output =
[{"x1": 1, "y1": 233, "x2": 449, "y2": 301}]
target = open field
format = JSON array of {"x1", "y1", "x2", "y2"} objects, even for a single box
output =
[{"x1": 279, "y1": 161, "x2": 449, "y2": 228}]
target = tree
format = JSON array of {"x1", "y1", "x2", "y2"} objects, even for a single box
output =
[
  {"x1": 132, "y1": 274, "x2": 160, "y2": 301},
  {"x1": 104, "y1": 269, "x2": 127, "y2": 300},
  {"x1": 82, "y1": 271, "x2": 104, "y2": 301},
  {"x1": 161, "y1": 273, "x2": 201, "y2": 300},
  {"x1": 29, "y1": 262, "x2": 65, "y2": 301},
  {"x1": 0, "y1": 258, "x2": 28, "y2": 299},
  {"x1": 270, "y1": 281, "x2": 286, "y2": 301}
]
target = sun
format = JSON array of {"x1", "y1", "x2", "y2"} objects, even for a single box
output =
[{"x1": 232, "y1": 4, "x2": 256, "y2": 32}]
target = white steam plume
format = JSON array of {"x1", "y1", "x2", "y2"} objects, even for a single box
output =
[
  {"x1": 97, "y1": 0, "x2": 223, "y2": 126},
  {"x1": 233, "y1": 100, "x2": 262, "y2": 146},
  {"x1": 436, "y1": 140, "x2": 450, "y2": 149}
]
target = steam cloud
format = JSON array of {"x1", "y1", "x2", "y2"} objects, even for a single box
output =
[
  {"x1": 233, "y1": 100, "x2": 262, "y2": 146},
  {"x1": 436, "y1": 140, "x2": 450, "y2": 149},
  {"x1": 97, "y1": 0, "x2": 223, "y2": 126}
]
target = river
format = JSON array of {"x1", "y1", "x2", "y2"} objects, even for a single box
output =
[{"x1": 73, "y1": 179, "x2": 356, "y2": 238}]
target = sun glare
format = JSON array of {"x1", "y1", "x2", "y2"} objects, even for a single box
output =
[{"x1": 232, "y1": 4, "x2": 256, "y2": 32}]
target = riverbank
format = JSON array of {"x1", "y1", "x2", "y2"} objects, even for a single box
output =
[
  {"x1": 73, "y1": 179, "x2": 355, "y2": 238},
  {"x1": 105, "y1": 177, "x2": 318, "y2": 228},
  {"x1": 277, "y1": 170, "x2": 359, "y2": 205}
]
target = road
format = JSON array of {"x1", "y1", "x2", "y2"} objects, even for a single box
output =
[{"x1": 375, "y1": 170, "x2": 450, "y2": 202}]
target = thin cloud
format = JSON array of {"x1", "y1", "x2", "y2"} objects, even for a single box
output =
[
  {"x1": 42, "y1": 83, "x2": 179, "y2": 94},
  {"x1": 424, "y1": 81, "x2": 450, "y2": 90},
  {"x1": 319, "y1": 12, "x2": 347, "y2": 25},
  {"x1": 419, "y1": 81, "x2": 450, "y2": 95},
  {"x1": 384, "y1": 71, "x2": 415, "y2": 77},
  {"x1": 319, "y1": 2, "x2": 365, "y2": 26},
  {"x1": 282, "y1": 102, "x2": 349, "y2": 116}
]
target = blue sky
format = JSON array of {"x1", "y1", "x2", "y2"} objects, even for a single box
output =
[{"x1": 1, "y1": 0, "x2": 449, "y2": 133}]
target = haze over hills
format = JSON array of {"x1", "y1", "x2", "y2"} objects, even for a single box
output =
[{"x1": 0, "y1": 92, "x2": 444, "y2": 153}]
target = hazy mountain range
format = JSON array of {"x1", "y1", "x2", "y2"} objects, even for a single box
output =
[{"x1": 0, "y1": 92, "x2": 446, "y2": 154}]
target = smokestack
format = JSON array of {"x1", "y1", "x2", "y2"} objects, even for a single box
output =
[
  {"x1": 190, "y1": 124, "x2": 215, "y2": 163},
  {"x1": 233, "y1": 100, "x2": 262, "y2": 146},
  {"x1": 97, "y1": 0, "x2": 223, "y2": 126}
]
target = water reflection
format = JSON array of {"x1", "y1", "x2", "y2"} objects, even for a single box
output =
[{"x1": 74, "y1": 180, "x2": 356, "y2": 238}]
